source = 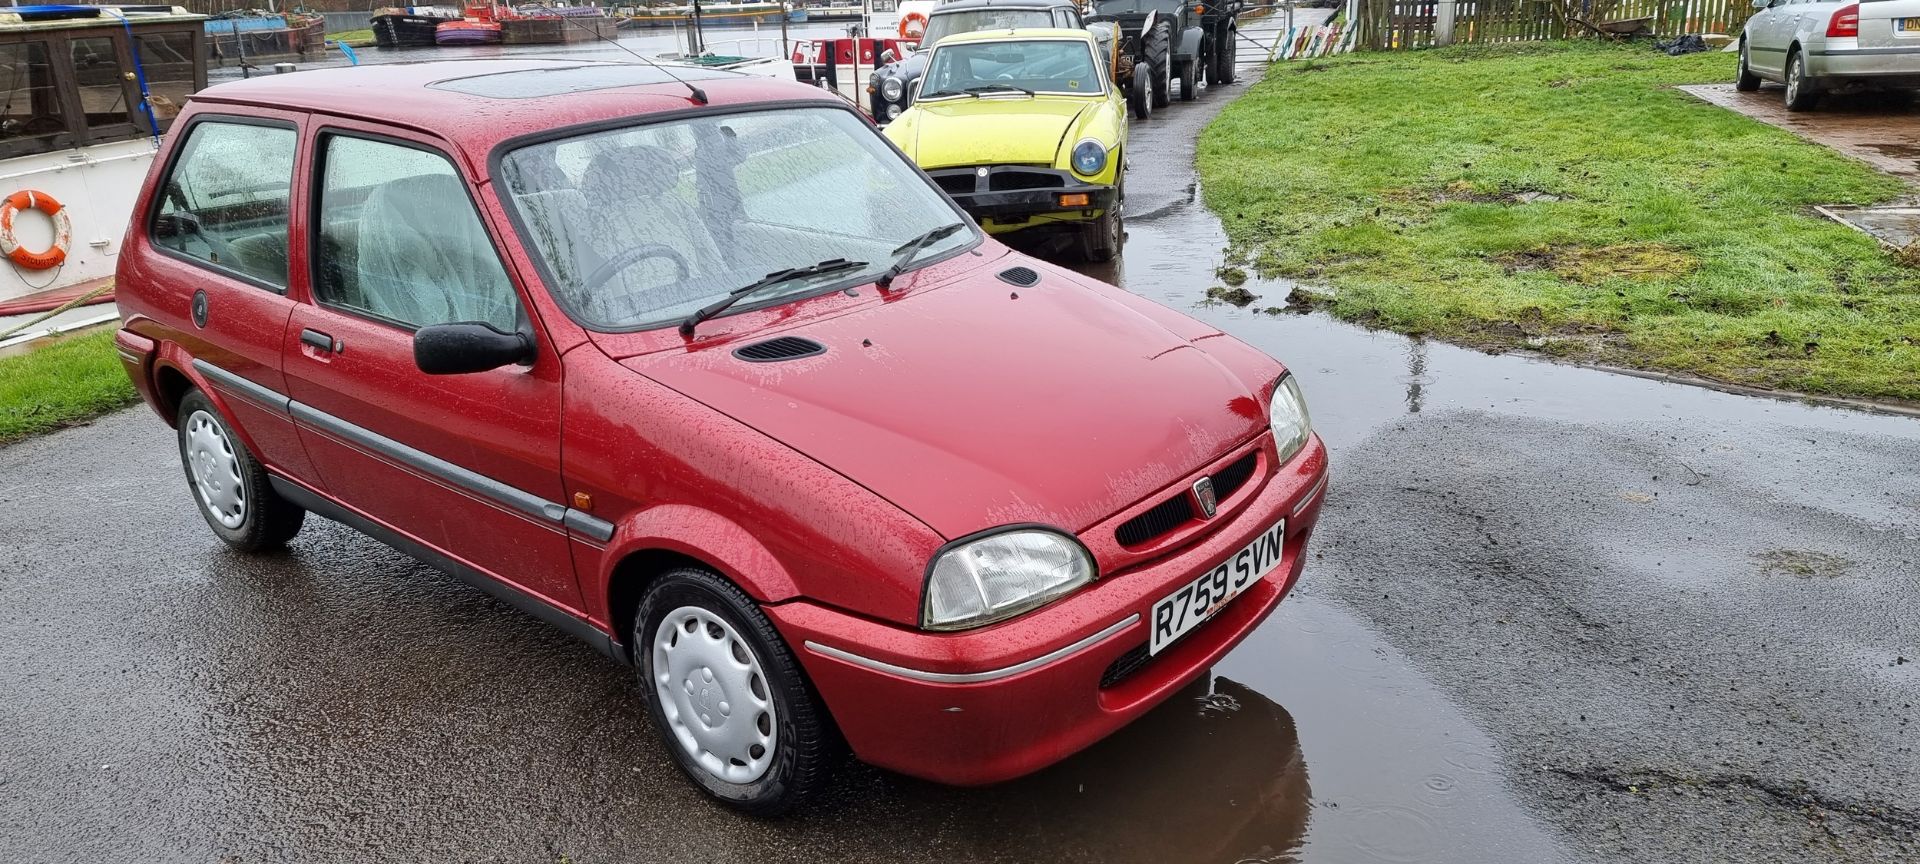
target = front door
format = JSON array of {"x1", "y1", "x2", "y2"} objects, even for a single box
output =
[{"x1": 281, "y1": 122, "x2": 581, "y2": 613}]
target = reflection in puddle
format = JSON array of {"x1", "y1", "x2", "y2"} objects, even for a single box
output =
[{"x1": 889, "y1": 675, "x2": 1310, "y2": 864}]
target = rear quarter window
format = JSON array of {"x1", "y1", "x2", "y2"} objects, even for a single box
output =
[{"x1": 149, "y1": 119, "x2": 298, "y2": 289}]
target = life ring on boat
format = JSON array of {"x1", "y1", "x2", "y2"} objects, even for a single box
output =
[
  {"x1": 898, "y1": 11, "x2": 928, "y2": 41},
  {"x1": 0, "y1": 190, "x2": 72, "y2": 271}
]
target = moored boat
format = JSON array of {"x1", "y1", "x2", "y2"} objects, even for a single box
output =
[
  {"x1": 435, "y1": 18, "x2": 502, "y2": 43},
  {"x1": 0, "y1": 5, "x2": 207, "y2": 313},
  {"x1": 372, "y1": 7, "x2": 454, "y2": 47}
]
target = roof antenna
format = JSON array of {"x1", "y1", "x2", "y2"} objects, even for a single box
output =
[{"x1": 528, "y1": 3, "x2": 708, "y2": 105}]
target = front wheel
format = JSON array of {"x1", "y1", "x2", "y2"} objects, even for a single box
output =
[
  {"x1": 1082, "y1": 170, "x2": 1125, "y2": 263},
  {"x1": 1147, "y1": 22, "x2": 1173, "y2": 109},
  {"x1": 1178, "y1": 56, "x2": 1197, "y2": 101},
  {"x1": 1784, "y1": 50, "x2": 1819, "y2": 111},
  {"x1": 175, "y1": 388, "x2": 304, "y2": 552},
  {"x1": 1735, "y1": 40, "x2": 1761, "y2": 92},
  {"x1": 636, "y1": 567, "x2": 836, "y2": 816},
  {"x1": 1212, "y1": 27, "x2": 1238, "y2": 85}
]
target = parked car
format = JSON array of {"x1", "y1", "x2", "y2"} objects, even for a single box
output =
[
  {"x1": 867, "y1": 0, "x2": 1085, "y2": 122},
  {"x1": 884, "y1": 29, "x2": 1128, "y2": 260},
  {"x1": 1738, "y1": 0, "x2": 1920, "y2": 110},
  {"x1": 114, "y1": 58, "x2": 1327, "y2": 815}
]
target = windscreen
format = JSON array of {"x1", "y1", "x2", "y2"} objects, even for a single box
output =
[
  {"x1": 498, "y1": 107, "x2": 972, "y2": 331},
  {"x1": 920, "y1": 40, "x2": 1102, "y2": 97}
]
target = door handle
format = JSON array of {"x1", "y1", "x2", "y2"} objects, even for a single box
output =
[{"x1": 300, "y1": 328, "x2": 339, "y2": 354}]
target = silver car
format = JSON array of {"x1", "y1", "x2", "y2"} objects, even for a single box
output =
[{"x1": 1738, "y1": 0, "x2": 1920, "y2": 110}]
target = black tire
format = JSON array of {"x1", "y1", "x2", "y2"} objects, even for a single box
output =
[
  {"x1": 1082, "y1": 165, "x2": 1124, "y2": 263},
  {"x1": 1128, "y1": 63, "x2": 1152, "y2": 120},
  {"x1": 1735, "y1": 39, "x2": 1761, "y2": 92},
  {"x1": 1147, "y1": 22, "x2": 1172, "y2": 109},
  {"x1": 175, "y1": 388, "x2": 304, "y2": 552},
  {"x1": 1212, "y1": 25, "x2": 1237, "y2": 85},
  {"x1": 1784, "y1": 49, "x2": 1819, "y2": 111},
  {"x1": 1178, "y1": 56, "x2": 1197, "y2": 101},
  {"x1": 635, "y1": 567, "x2": 835, "y2": 816}
]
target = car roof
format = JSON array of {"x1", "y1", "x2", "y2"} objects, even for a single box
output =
[
  {"x1": 189, "y1": 59, "x2": 840, "y2": 173},
  {"x1": 933, "y1": 0, "x2": 1074, "y2": 11},
  {"x1": 935, "y1": 27, "x2": 1096, "y2": 44}
]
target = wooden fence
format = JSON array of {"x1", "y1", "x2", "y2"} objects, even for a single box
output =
[{"x1": 1356, "y1": 0, "x2": 1756, "y2": 51}]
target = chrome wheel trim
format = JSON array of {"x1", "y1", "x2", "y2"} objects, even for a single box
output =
[
  {"x1": 1787, "y1": 57, "x2": 1802, "y2": 102},
  {"x1": 185, "y1": 409, "x2": 246, "y2": 529},
  {"x1": 652, "y1": 605, "x2": 778, "y2": 784}
]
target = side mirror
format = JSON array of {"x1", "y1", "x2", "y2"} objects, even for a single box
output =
[
  {"x1": 880, "y1": 48, "x2": 896, "y2": 64},
  {"x1": 413, "y1": 322, "x2": 532, "y2": 375},
  {"x1": 1750, "y1": 0, "x2": 1770, "y2": 7}
]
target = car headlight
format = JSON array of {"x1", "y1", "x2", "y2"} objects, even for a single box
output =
[
  {"x1": 1071, "y1": 138, "x2": 1107, "y2": 177},
  {"x1": 1270, "y1": 374, "x2": 1313, "y2": 463},
  {"x1": 923, "y1": 528, "x2": 1095, "y2": 630},
  {"x1": 881, "y1": 75, "x2": 905, "y2": 103},
  {"x1": 886, "y1": 104, "x2": 902, "y2": 120}
]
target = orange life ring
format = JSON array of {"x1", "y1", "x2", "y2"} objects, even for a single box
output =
[
  {"x1": 898, "y1": 11, "x2": 927, "y2": 40},
  {"x1": 0, "y1": 190, "x2": 72, "y2": 271}
]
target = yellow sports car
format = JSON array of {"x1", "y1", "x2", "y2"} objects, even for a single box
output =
[{"x1": 883, "y1": 28, "x2": 1127, "y2": 261}]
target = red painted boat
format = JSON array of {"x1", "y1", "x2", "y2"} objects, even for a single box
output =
[{"x1": 435, "y1": 19, "x2": 503, "y2": 45}]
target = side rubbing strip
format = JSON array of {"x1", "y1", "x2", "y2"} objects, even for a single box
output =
[
  {"x1": 193, "y1": 358, "x2": 291, "y2": 413},
  {"x1": 197, "y1": 359, "x2": 603, "y2": 539},
  {"x1": 290, "y1": 401, "x2": 565, "y2": 525},
  {"x1": 564, "y1": 508, "x2": 616, "y2": 542}
]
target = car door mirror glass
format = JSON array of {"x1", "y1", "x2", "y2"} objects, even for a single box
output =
[
  {"x1": 1751, "y1": 0, "x2": 1770, "y2": 8},
  {"x1": 413, "y1": 322, "x2": 532, "y2": 374}
]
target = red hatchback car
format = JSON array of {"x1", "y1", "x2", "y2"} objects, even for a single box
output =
[{"x1": 114, "y1": 59, "x2": 1328, "y2": 814}]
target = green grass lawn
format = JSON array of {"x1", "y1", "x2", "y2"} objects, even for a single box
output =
[
  {"x1": 0, "y1": 329, "x2": 138, "y2": 445},
  {"x1": 1199, "y1": 41, "x2": 1920, "y2": 403},
  {"x1": 326, "y1": 28, "x2": 375, "y2": 47}
]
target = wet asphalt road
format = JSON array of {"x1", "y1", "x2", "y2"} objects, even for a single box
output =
[{"x1": 7, "y1": 19, "x2": 1920, "y2": 863}]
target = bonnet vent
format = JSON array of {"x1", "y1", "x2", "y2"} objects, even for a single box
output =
[
  {"x1": 732, "y1": 336, "x2": 826, "y2": 362},
  {"x1": 997, "y1": 266, "x2": 1040, "y2": 287}
]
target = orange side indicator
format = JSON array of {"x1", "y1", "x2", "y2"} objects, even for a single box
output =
[{"x1": 572, "y1": 491, "x2": 594, "y2": 511}]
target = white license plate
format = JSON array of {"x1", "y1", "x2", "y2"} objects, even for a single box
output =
[{"x1": 1149, "y1": 518, "x2": 1286, "y2": 655}]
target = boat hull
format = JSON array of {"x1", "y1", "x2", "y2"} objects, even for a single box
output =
[
  {"x1": 436, "y1": 22, "x2": 503, "y2": 45},
  {"x1": 373, "y1": 13, "x2": 445, "y2": 48}
]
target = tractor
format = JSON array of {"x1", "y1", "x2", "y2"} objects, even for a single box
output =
[{"x1": 1087, "y1": 0, "x2": 1242, "y2": 119}]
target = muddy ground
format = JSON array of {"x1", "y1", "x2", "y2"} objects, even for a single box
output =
[{"x1": 5, "y1": 20, "x2": 1918, "y2": 864}]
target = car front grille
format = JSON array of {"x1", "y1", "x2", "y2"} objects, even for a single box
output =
[{"x1": 1113, "y1": 452, "x2": 1260, "y2": 548}]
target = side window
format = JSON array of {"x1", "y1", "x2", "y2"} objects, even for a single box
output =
[
  {"x1": 150, "y1": 120, "x2": 296, "y2": 288},
  {"x1": 0, "y1": 41, "x2": 71, "y2": 157},
  {"x1": 314, "y1": 135, "x2": 519, "y2": 333},
  {"x1": 70, "y1": 37, "x2": 133, "y2": 138},
  {"x1": 136, "y1": 32, "x2": 196, "y2": 134},
  {"x1": 1054, "y1": 8, "x2": 1078, "y2": 28}
]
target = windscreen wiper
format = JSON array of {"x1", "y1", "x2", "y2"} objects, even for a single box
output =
[
  {"x1": 680, "y1": 258, "x2": 867, "y2": 337},
  {"x1": 877, "y1": 222, "x2": 967, "y2": 291},
  {"x1": 965, "y1": 84, "x2": 1035, "y2": 96},
  {"x1": 918, "y1": 88, "x2": 975, "y2": 99}
]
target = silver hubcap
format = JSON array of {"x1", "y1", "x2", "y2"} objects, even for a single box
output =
[
  {"x1": 1788, "y1": 61, "x2": 1801, "y2": 100},
  {"x1": 652, "y1": 606, "x2": 778, "y2": 784},
  {"x1": 185, "y1": 409, "x2": 246, "y2": 529}
]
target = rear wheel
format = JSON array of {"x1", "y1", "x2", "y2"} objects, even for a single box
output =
[
  {"x1": 1784, "y1": 49, "x2": 1819, "y2": 111},
  {"x1": 175, "y1": 388, "x2": 305, "y2": 552},
  {"x1": 1212, "y1": 25, "x2": 1238, "y2": 85},
  {"x1": 1735, "y1": 39, "x2": 1761, "y2": 92},
  {"x1": 1178, "y1": 56, "x2": 1197, "y2": 101},
  {"x1": 1147, "y1": 22, "x2": 1173, "y2": 108},
  {"x1": 636, "y1": 567, "x2": 835, "y2": 816},
  {"x1": 1128, "y1": 64, "x2": 1153, "y2": 120}
]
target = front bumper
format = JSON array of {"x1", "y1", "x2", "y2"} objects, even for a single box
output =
[
  {"x1": 767, "y1": 434, "x2": 1329, "y2": 786},
  {"x1": 925, "y1": 165, "x2": 1117, "y2": 229}
]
